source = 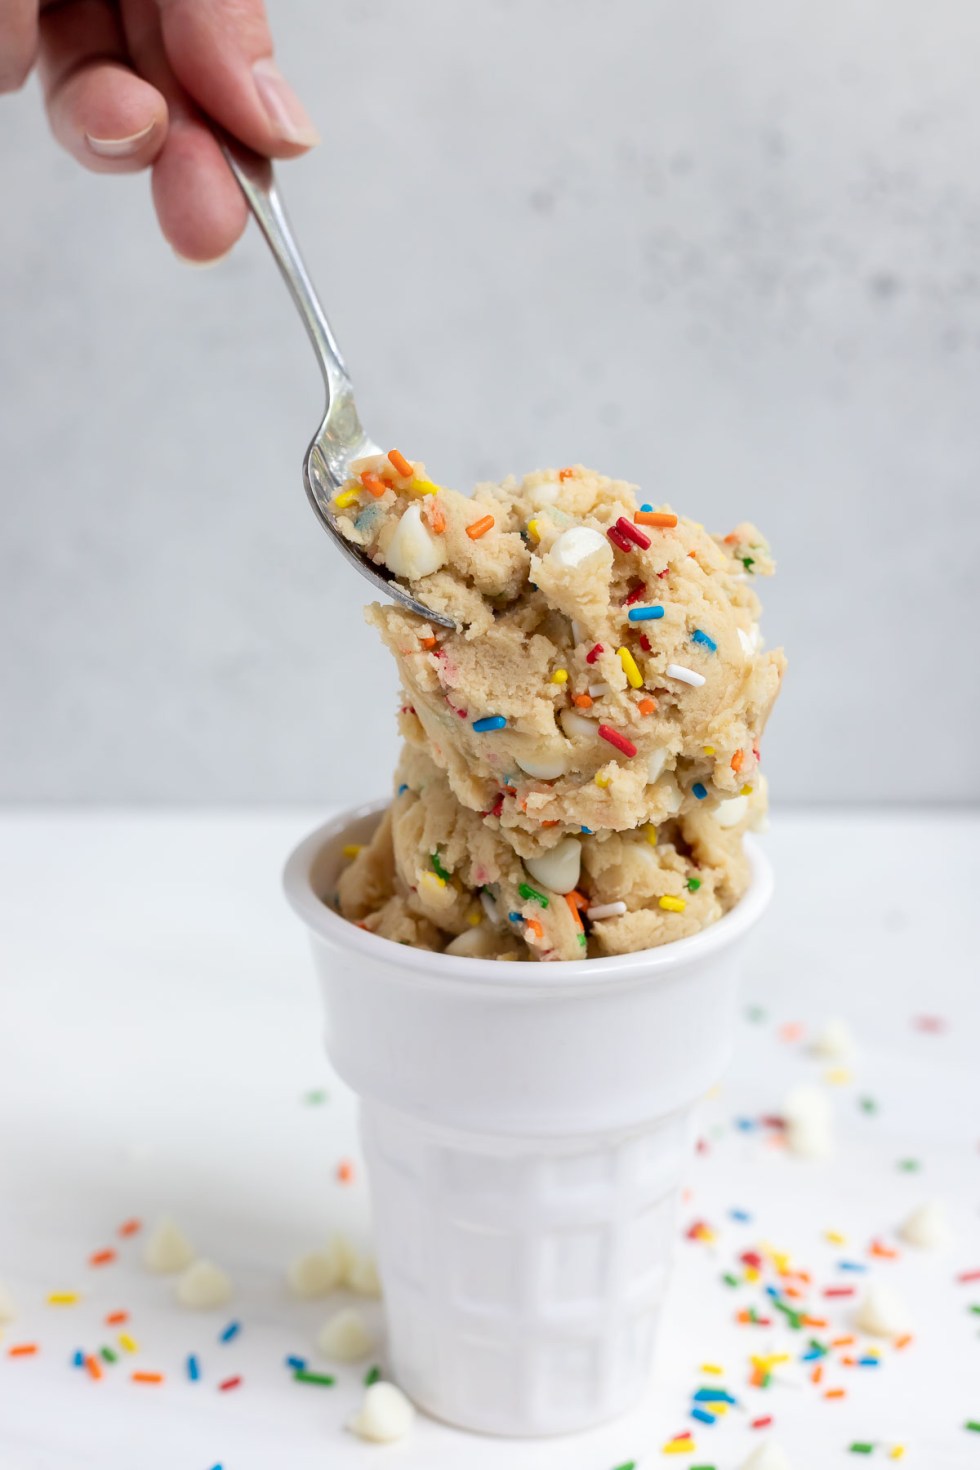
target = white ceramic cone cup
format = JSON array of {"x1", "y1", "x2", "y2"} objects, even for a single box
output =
[{"x1": 284, "y1": 801, "x2": 773, "y2": 1437}]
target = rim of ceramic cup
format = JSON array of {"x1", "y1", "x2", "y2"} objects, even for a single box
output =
[{"x1": 284, "y1": 798, "x2": 774, "y2": 992}]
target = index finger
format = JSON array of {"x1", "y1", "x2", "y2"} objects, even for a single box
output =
[{"x1": 0, "y1": 0, "x2": 38, "y2": 93}]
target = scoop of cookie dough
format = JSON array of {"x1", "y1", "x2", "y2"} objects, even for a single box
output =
[{"x1": 333, "y1": 458, "x2": 784, "y2": 961}]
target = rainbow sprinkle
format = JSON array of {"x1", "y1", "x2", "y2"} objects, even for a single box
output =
[{"x1": 472, "y1": 716, "x2": 507, "y2": 732}]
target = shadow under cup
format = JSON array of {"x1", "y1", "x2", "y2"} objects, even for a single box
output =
[{"x1": 284, "y1": 800, "x2": 773, "y2": 1437}]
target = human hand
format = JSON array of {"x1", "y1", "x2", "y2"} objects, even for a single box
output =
[{"x1": 1, "y1": 0, "x2": 319, "y2": 262}]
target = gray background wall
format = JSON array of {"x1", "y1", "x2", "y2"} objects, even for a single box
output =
[{"x1": 2, "y1": 0, "x2": 978, "y2": 805}]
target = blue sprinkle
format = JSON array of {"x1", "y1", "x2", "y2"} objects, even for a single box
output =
[
  {"x1": 219, "y1": 1321, "x2": 240, "y2": 1344},
  {"x1": 838, "y1": 1260, "x2": 868, "y2": 1273},
  {"x1": 692, "y1": 628, "x2": 717, "y2": 652},
  {"x1": 694, "y1": 1388, "x2": 736, "y2": 1404},
  {"x1": 286, "y1": 1355, "x2": 307, "y2": 1371},
  {"x1": 580, "y1": 825, "x2": 594, "y2": 834},
  {"x1": 692, "y1": 782, "x2": 708, "y2": 800},
  {"x1": 735, "y1": 1117, "x2": 756, "y2": 1131},
  {"x1": 729, "y1": 1208, "x2": 752, "y2": 1222},
  {"x1": 801, "y1": 1347, "x2": 824, "y2": 1361},
  {"x1": 508, "y1": 911, "x2": 522, "y2": 923},
  {"x1": 397, "y1": 783, "x2": 408, "y2": 794},
  {"x1": 187, "y1": 1354, "x2": 201, "y2": 1381},
  {"x1": 627, "y1": 604, "x2": 665, "y2": 622},
  {"x1": 72, "y1": 1349, "x2": 85, "y2": 1368},
  {"x1": 765, "y1": 1285, "x2": 780, "y2": 1299},
  {"x1": 858, "y1": 1356, "x2": 880, "y2": 1367},
  {"x1": 691, "y1": 1407, "x2": 716, "y2": 1425},
  {"x1": 472, "y1": 715, "x2": 507, "y2": 733},
  {"x1": 640, "y1": 503, "x2": 653, "y2": 512}
]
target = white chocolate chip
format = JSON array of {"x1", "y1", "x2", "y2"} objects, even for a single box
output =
[
  {"x1": 741, "y1": 1443, "x2": 794, "y2": 1470},
  {"x1": 525, "y1": 837, "x2": 582, "y2": 895},
  {"x1": 175, "y1": 1259, "x2": 233, "y2": 1309},
  {"x1": 286, "y1": 1234, "x2": 354, "y2": 1298},
  {"x1": 713, "y1": 794, "x2": 749, "y2": 829},
  {"x1": 348, "y1": 1382, "x2": 415, "y2": 1443},
  {"x1": 810, "y1": 1018, "x2": 857, "y2": 1063},
  {"x1": 143, "y1": 1217, "x2": 196, "y2": 1274},
  {"x1": 738, "y1": 624, "x2": 762, "y2": 656},
  {"x1": 381, "y1": 502, "x2": 447, "y2": 581},
  {"x1": 317, "y1": 1306, "x2": 374, "y2": 1361},
  {"x1": 645, "y1": 749, "x2": 667, "y2": 784},
  {"x1": 900, "y1": 1200, "x2": 952, "y2": 1250},
  {"x1": 855, "y1": 1283, "x2": 911, "y2": 1338},
  {"x1": 559, "y1": 709, "x2": 598, "y2": 741},
  {"x1": 346, "y1": 1252, "x2": 382, "y2": 1298},
  {"x1": 514, "y1": 745, "x2": 570, "y2": 779},
  {"x1": 783, "y1": 1085, "x2": 834, "y2": 1159},
  {"x1": 548, "y1": 526, "x2": 612, "y2": 570}
]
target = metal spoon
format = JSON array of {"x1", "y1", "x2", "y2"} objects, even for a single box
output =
[{"x1": 218, "y1": 134, "x2": 456, "y2": 630}]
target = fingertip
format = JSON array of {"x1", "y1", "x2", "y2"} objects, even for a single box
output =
[
  {"x1": 49, "y1": 64, "x2": 167, "y2": 173},
  {"x1": 151, "y1": 121, "x2": 248, "y2": 262}
]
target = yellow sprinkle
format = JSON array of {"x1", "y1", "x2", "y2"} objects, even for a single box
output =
[
  {"x1": 466, "y1": 906, "x2": 482, "y2": 928},
  {"x1": 659, "y1": 895, "x2": 686, "y2": 913},
  {"x1": 825, "y1": 1230, "x2": 847, "y2": 1245},
  {"x1": 594, "y1": 773, "x2": 609, "y2": 789},
  {"x1": 118, "y1": 1333, "x2": 138, "y2": 1354},
  {"x1": 420, "y1": 871, "x2": 446, "y2": 892},
  {"x1": 740, "y1": 783, "x2": 754, "y2": 796},
  {"x1": 712, "y1": 1401, "x2": 730, "y2": 1417},
  {"x1": 663, "y1": 1438, "x2": 695, "y2": 1455},
  {"x1": 47, "y1": 1292, "x2": 79, "y2": 1306},
  {"x1": 332, "y1": 486, "x2": 360, "y2": 510},
  {"x1": 616, "y1": 646, "x2": 643, "y2": 689},
  {"x1": 744, "y1": 1265, "x2": 760, "y2": 1282},
  {"x1": 700, "y1": 1363, "x2": 724, "y2": 1376},
  {"x1": 703, "y1": 745, "x2": 716, "y2": 755},
  {"x1": 772, "y1": 1251, "x2": 792, "y2": 1273},
  {"x1": 825, "y1": 1067, "x2": 852, "y2": 1086},
  {"x1": 407, "y1": 477, "x2": 439, "y2": 496},
  {"x1": 342, "y1": 844, "x2": 362, "y2": 860},
  {"x1": 551, "y1": 668, "x2": 568, "y2": 684},
  {"x1": 864, "y1": 1347, "x2": 881, "y2": 1360},
  {"x1": 889, "y1": 1449, "x2": 905, "y2": 1461},
  {"x1": 645, "y1": 824, "x2": 658, "y2": 845},
  {"x1": 527, "y1": 518, "x2": 542, "y2": 542}
]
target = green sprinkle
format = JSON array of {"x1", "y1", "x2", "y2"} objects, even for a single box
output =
[
  {"x1": 722, "y1": 1272, "x2": 739, "y2": 1288},
  {"x1": 745, "y1": 1004, "x2": 767, "y2": 1023},
  {"x1": 611, "y1": 1463, "x2": 637, "y2": 1470},
  {"x1": 293, "y1": 1370, "x2": 335, "y2": 1386},
  {"x1": 518, "y1": 882, "x2": 549, "y2": 908},
  {"x1": 578, "y1": 933, "x2": 587, "y2": 947},
  {"x1": 741, "y1": 556, "x2": 755, "y2": 572},
  {"x1": 849, "y1": 1446, "x2": 875, "y2": 1455},
  {"x1": 966, "y1": 1420, "x2": 980, "y2": 1432},
  {"x1": 687, "y1": 877, "x2": 702, "y2": 891},
  {"x1": 690, "y1": 1465, "x2": 718, "y2": 1470},
  {"x1": 430, "y1": 850, "x2": 451, "y2": 881},
  {"x1": 859, "y1": 1096, "x2": 878, "y2": 1114},
  {"x1": 774, "y1": 1299, "x2": 803, "y2": 1329},
  {"x1": 302, "y1": 1088, "x2": 328, "y2": 1105},
  {"x1": 898, "y1": 1158, "x2": 921, "y2": 1172},
  {"x1": 100, "y1": 1346, "x2": 117, "y2": 1364},
  {"x1": 969, "y1": 1305, "x2": 980, "y2": 1315},
  {"x1": 364, "y1": 1365, "x2": 382, "y2": 1386}
]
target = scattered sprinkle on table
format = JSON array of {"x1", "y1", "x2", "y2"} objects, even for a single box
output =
[
  {"x1": 218, "y1": 1375, "x2": 242, "y2": 1392},
  {"x1": 89, "y1": 1248, "x2": 116, "y2": 1267},
  {"x1": 219, "y1": 1321, "x2": 240, "y2": 1343},
  {"x1": 132, "y1": 1370, "x2": 165, "y2": 1385},
  {"x1": 47, "y1": 1291, "x2": 79, "y2": 1306},
  {"x1": 293, "y1": 1369, "x2": 335, "y2": 1386}
]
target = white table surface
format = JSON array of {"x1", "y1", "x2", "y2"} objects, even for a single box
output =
[{"x1": 0, "y1": 808, "x2": 977, "y2": 1470}]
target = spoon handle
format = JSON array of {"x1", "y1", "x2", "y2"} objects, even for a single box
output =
[{"x1": 217, "y1": 132, "x2": 351, "y2": 405}]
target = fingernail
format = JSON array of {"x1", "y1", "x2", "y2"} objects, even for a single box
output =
[
  {"x1": 85, "y1": 121, "x2": 157, "y2": 158},
  {"x1": 252, "y1": 58, "x2": 319, "y2": 147},
  {"x1": 173, "y1": 247, "x2": 233, "y2": 270}
]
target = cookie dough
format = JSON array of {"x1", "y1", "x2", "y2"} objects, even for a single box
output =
[{"x1": 335, "y1": 459, "x2": 784, "y2": 961}]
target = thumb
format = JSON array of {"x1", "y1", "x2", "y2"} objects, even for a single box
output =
[{"x1": 157, "y1": 0, "x2": 319, "y2": 155}]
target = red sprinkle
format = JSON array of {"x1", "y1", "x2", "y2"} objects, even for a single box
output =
[
  {"x1": 117, "y1": 1218, "x2": 142, "y2": 1237},
  {"x1": 751, "y1": 1416, "x2": 773, "y2": 1429},
  {"x1": 585, "y1": 644, "x2": 604, "y2": 664},
  {"x1": 598, "y1": 724, "x2": 637, "y2": 758},
  {"x1": 624, "y1": 581, "x2": 647, "y2": 606},
  {"x1": 105, "y1": 1310, "x2": 129, "y2": 1326},
  {"x1": 823, "y1": 1286, "x2": 856, "y2": 1298},
  {"x1": 616, "y1": 515, "x2": 651, "y2": 549},
  {"x1": 607, "y1": 526, "x2": 633, "y2": 553},
  {"x1": 639, "y1": 633, "x2": 653, "y2": 652},
  {"x1": 219, "y1": 1376, "x2": 243, "y2": 1392},
  {"x1": 957, "y1": 1269, "x2": 980, "y2": 1283}
]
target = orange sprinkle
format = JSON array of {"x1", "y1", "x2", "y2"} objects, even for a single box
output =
[
  {"x1": 105, "y1": 1310, "x2": 129, "y2": 1326},
  {"x1": 894, "y1": 1334, "x2": 913, "y2": 1350},
  {"x1": 117, "y1": 1218, "x2": 141, "y2": 1237},
  {"x1": 779, "y1": 1021, "x2": 804, "y2": 1043},
  {"x1": 420, "y1": 636, "x2": 436, "y2": 650},
  {"x1": 724, "y1": 531, "x2": 739, "y2": 545},
  {"x1": 871, "y1": 1240, "x2": 899, "y2": 1259},
  {"x1": 802, "y1": 1315, "x2": 828, "y2": 1328},
  {"x1": 8, "y1": 1344, "x2": 38, "y2": 1358},
  {"x1": 634, "y1": 510, "x2": 678, "y2": 528},
  {"x1": 841, "y1": 1355, "x2": 858, "y2": 1367},
  {"x1": 824, "y1": 1389, "x2": 846, "y2": 1401},
  {"x1": 688, "y1": 550, "x2": 698, "y2": 558},
  {"x1": 637, "y1": 697, "x2": 656, "y2": 715},
  {"x1": 361, "y1": 471, "x2": 388, "y2": 498},
  {"x1": 565, "y1": 893, "x2": 585, "y2": 930},
  {"x1": 89, "y1": 1248, "x2": 116, "y2": 1267},
  {"x1": 831, "y1": 1336, "x2": 856, "y2": 1348},
  {"x1": 526, "y1": 918, "x2": 544, "y2": 940},
  {"x1": 132, "y1": 1371, "x2": 163, "y2": 1384},
  {"x1": 572, "y1": 693, "x2": 593, "y2": 709},
  {"x1": 811, "y1": 1364, "x2": 824, "y2": 1384},
  {"x1": 425, "y1": 503, "x2": 446, "y2": 534},
  {"x1": 387, "y1": 448, "x2": 414, "y2": 479},
  {"x1": 465, "y1": 514, "x2": 494, "y2": 541},
  {"x1": 541, "y1": 819, "x2": 559, "y2": 827},
  {"x1": 336, "y1": 1159, "x2": 355, "y2": 1184},
  {"x1": 85, "y1": 1354, "x2": 102, "y2": 1380},
  {"x1": 731, "y1": 749, "x2": 744, "y2": 773},
  {"x1": 785, "y1": 1286, "x2": 804, "y2": 1300},
  {"x1": 558, "y1": 467, "x2": 574, "y2": 481}
]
